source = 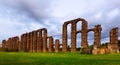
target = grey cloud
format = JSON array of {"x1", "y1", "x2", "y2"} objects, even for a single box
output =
[
  {"x1": 0, "y1": 0, "x2": 54, "y2": 22},
  {"x1": 0, "y1": 0, "x2": 120, "y2": 45}
]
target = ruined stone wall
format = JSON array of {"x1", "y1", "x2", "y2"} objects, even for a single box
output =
[
  {"x1": 108, "y1": 27, "x2": 119, "y2": 53},
  {"x1": 94, "y1": 25, "x2": 102, "y2": 47},
  {"x1": 48, "y1": 36, "x2": 54, "y2": 52},
  {"x1": 1, "y1": 18, "x2": 119, "y2": 54},
  {"x1": 55, "y1": 39, "x2": 60, "y2": 52},
  {"x1": 2, "y1": 40, "x2": 6, "y2": 48},
  {"x1": 62, "y1": 18, "x2": 89, "y2": 52}
]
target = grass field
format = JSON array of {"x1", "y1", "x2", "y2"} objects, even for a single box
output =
[{"x1": 0, "y1": 52, "x2": 120, "y2": 65}]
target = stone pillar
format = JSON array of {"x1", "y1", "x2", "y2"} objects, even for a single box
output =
[
  {"x1": 6, "y1": 39, "x2": 9, "y2": 50},
  {"x1": 27, "y1": 33, "x2": 30, "y2": 52},
  {"x1": 48, "y1": 36, "x2": 54, "y2": 52},
  {"x1": 2, "y1": 40, "x2": 6, "y2": 48},
  {"x1": 108, "y1": 27, "x2": 119, "y2": 53},
  {"x1": 55, "y1": 39, "x2": 60, "y2": 52},
  {"x1": 37, "y1": 29, "x2": 43, "y2": 52},
  {"x1": 21, "y1": 34, "x2": 27, "y2": 52},
  {"x1": 17, "y1": 37, "x2": 20, "y2": 51},
  {"x1": 71, "y1": 22, "x2": 77, "y2": 52},
  {"x1": 10, "y1": 38, "x2": 12, "y2": 50},
  {"x1": 20, "y1": 34, "x2": 25, "y2": 52},
  {"x1": 29, "y1": 32, "x2": 33, "y2": 52},
  {"x1": 94, "y1": 25, "x2": 102, "y2": 47},
  {"x1": 8, "y1": 38, "x2": 12, "y2": 51},
  {"x1": 14, "y1": 36, "x2": 19, "y2": 51},
  {"x1": 81, "y1": 19, "x2": 88, "y2": 48},
  {"x1": 11, "y1": 38, "x2": 13, "y2": 50},
  {"x1": 24, "y1": 34, "x2": 27, "y2": 52},
  {"x1": 62, "y1": 23, "x2": 68, "y2": 52},
  {"x1": 23, "y1": 34, "x2": 27, "y2": 52},
  {"x1": 43, "y1": 28, "x2": 48, "y2": 52},
  {"x1": 14, "y1": 37, "x2": 16, "y2": 50},
  {"x1": 33, "y1": 31, "x2": 37, "y2": 52}
]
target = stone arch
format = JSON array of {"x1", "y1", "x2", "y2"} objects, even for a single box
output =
[
  {"x1": 62, "y1": 18, "x2": 88, "y2": 52},
  {"x1": 72, "y1": 18, "x2": 88, "y2": 52},
  {"x1": 87, "y1": 24, "x2": 102, "y2": 47},
  {"x1": 62, "y1": 21, "x2": 71, "y2": 52},
  {"x1": 36, "y1": 28, "x2": 48, "y2": 52},
  {"x1": 36, "y1": 29, "x2": 43, "y2": 52},
  {"x1": 41, "y1": 28, "x2": 48, "y2": 52},
  {"x1": 76, "y1": 21, "x2": 82, "y2": 49},
  {"x1": 87, "y1": 28, "x2": 94, "y2": 46}
]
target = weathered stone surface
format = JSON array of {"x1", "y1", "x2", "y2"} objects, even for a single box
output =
[
  {"x1": 71, "y1": 22, "x2": 77, "y2": 52},
  {"x1": 62, "y1": 22, "x2": 70, "y2": 52},
  {"x1": 26, "y1": 33, "x2": 30, "y2": 52},
  {"x1": 42, "y1": 28, "x2": 48, "y2": 52},
  {"x1": 1, "y1": 18, "x2": 119, "y2": 55},
  {"x1": 62, "y1": 18, "x2": 89, "y2": 52},
  {"x1": 80, "y1": 19, "x2": 88, "y2": 48},
  {"x1": 48, "y1": 36, "x2": 54, "y2": 52},
  {"x1": 14, "y1": 36, "x2": 19, "y2": 50},
  {"x1": 37, "y1": 29, "x2": 43, "y2": 52},
  {"x1": 2, "y1": 40, "x2": 6, "y2": 48},
  {"x1": 2, "y1": 36, "x2": 19, "y2": 51},
  {"x1": 92, "y1": 47, "x2": 107, "y2": 55},
  {"x1": 33, "y1": 31, "x2": 37, "y2": 52},
  {"x1": 94, "y1": 25, "x2": 102, "y2": 47},
  {"x1": 55, "y1": 39, "x2": 60, "y2": 52},
  {"x1": 108, "y1": 27, "x2": 119, "y2": 53},
  {"x1": 29, "y1": 32, "x2": 33, "y2": 52}
]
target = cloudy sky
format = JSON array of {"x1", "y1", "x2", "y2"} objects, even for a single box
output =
[{"x1": 0, "y1": 0, "x2": 120, "y2": 47}]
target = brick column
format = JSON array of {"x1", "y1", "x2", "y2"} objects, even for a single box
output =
[
  {"x1": 7, "y1": 38, "x2": 12, "y2": 50},
  {"x1": 14, "y1": 36, "x2": 19, "y2": 51},
  {"x1": 9, "y1": 38, "x2": 12, "y2": 51},
  {"x1": 37, "y1": 29, "x2": 43, "y2": 52},
  {"x1": 23, "y1": 34, "x2": 27, "y2": 52},
  {"x1": 108, "y1": 27, "x2": 119, "y2": 53},
  {"x1": 2, "y1": 40, "x2": 6, "y2": 48},
  {"x1": 94, "y1": 25, "x2": 102, "y2": 47},
  {"x1": 27, "y1": 33, "x2": 30, "y2": 52},
  {"x1": 71, "y1": 22, "x2": 77, "y2": 52},
  {"x1": 48, "y1": 36, "x2": 54, "y2": 52},
  {"x1": 43, "y1": 28, "x2": 48, "y2": 52},
  {"x1": 20, "y1": 35, "x2": 23, "y2": 52},
  {"x1": 24, "y1": 34, "x2": 27, "y2": 52},
  {"x1": 81, "y1": 19, "x2": 88, "y2": 48},
  {"x1": 62, "y1": 23, "x2": 68, "y2": 52},
  {"x1": 29, "y1": 32, "x2": 33, "y2": 52},
  {"x1": 21, "y1": 34, "x2": 27, "y2": 52},
  {"x1": 55, "y1": 39, "x2": 60, "y2": 52},
  {"x1": 11, "y1": 37, "x2": 14, "y2": 49},
  {"x1": 33, "y1": 31, "x2": 37, "y2": 52}
]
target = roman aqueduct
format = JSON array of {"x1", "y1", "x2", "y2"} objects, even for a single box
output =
[{"x1": 2, "y1": 18, "x2": 119, "y2": 54}]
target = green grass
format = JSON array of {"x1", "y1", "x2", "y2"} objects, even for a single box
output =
[{"x1": 0, "y1": 52, "x2": 120, "y2": 65}]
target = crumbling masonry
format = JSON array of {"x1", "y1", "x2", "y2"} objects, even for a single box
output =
[{"x1": 1, "y1": 18, "x2": 119, "y2": 54}]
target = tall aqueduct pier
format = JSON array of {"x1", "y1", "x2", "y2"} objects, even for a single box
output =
[{"x1": 1, "y1": 18, "x2": 120, "y2": 54}]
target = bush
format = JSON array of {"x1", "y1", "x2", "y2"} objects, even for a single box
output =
[{"x1": 80, "y1": 47, "x2": 93, "y2": 54}]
